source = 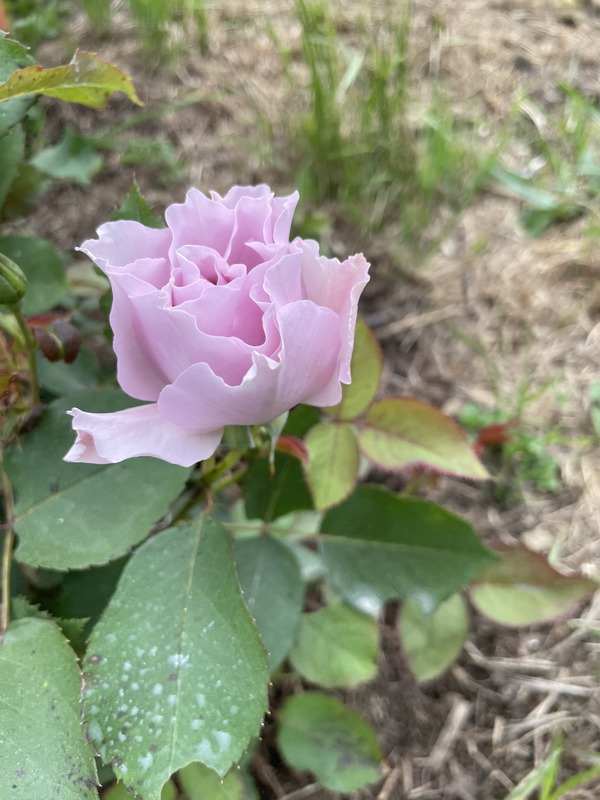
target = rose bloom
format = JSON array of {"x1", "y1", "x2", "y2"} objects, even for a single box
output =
[{"x1": 65, "y1": 185, "x2": 370, "y2": 467}]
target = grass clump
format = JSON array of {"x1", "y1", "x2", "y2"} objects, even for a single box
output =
[
  {"x1": 274, "y1": 0, "x2": 496, "y2": 260},
  {"x1": 492, "y1": 82, "x2": 600, "y2": 237}
]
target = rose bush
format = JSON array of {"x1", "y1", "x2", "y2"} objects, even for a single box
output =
[{"x1": 65, "y1": 185, "x2": 370, "y2": 466}]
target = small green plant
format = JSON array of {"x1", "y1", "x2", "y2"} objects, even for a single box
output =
[
  {"x1": 492, "y1": 82, "x2": 600, "y2": 237},
  {"x1": 5, "y1": 0, "x2": 65, "y2": 49},
  {"x1": 459, "y1": 402, "x2": 561, "y2": 500},
  {"x1": 505, "y1": 735, "x2": 600, "y2": 800}
]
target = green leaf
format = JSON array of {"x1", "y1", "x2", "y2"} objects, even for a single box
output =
[
  {"x1": 103, "y1": 779, "x2": 177, "y2": 800},
  {"x1": 0, "y1": 125, "x2": 24, "y2": 209},
  {"x1": 0, "y1": 235, "x2": 67, "y2": 315},
  {"x1": 31, "y1": 127, "x2": 104, "y2": 186},
  {"x1": 112, "y1": 181, "x2": 163, "y2": 228},
  {"x1": 233, "y1": 535, "x2": 304, "y2": 672},
  {"x1": 0, "y1": 618, "x2": 98, "y2": 799},
  {"x1": 243, "y1": 451, "x2": 313, "y2": 522},
  {"x1": 0, "y1": 51, "x2": 142, "y2": 109},
  {"x1": 520, "y1": 205, "x2": 581, "y2": 237},
  {"x1": 320, "y1": 485, "x2": 494, "y2": 613},
  {"x1": 178, "y1": 763, "x2": 247, "y2": 800},
  {"x1": 49, "y1": 557, "x2": 128, "y2": 637},
  {"x1": 304, "y1": 422, "x2": 359, "y2": 510},
  {"x1": 289, "y1": 603, "x2": 378, "y2": 687},
  {"x1": 323, "y1": 318, "x2": 382, "y2": 419},
  {"x1": 1, "y1": 162, "x2": 50, "y2": 220},
  {"x1": 5, "y1": 389, "x2": 191, "y2": 569},
  {"x1": 37, "y1": 349, "x2": 105, "y2": 396},
  {"x1": 358, "y1": 398, "x2": 489, "y2": 480},
  {"x1": 0, "y1": 33, "x2": 36, "y2": 137},
  {"x1": 277, "y1": 692, "x2": 381, "y2": 793},
  {"x1": 470, "y1": 546, "x2": 598, "y2": 626},
  {"x1": 10, "y1": 596, "x2": 88, "y2": 653},
  {"x1": 400, "y1": 593, "x2": 469, "y2": 682},
  {"x1": 83, "y1": 518, "x2": 269, "y2": 799}
]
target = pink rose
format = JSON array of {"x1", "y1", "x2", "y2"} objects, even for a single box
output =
[{"x1": 65, "y1": 185, "x2": 370, "y2": 467}]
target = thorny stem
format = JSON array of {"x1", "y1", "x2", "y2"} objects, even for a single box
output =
[
  {"x1": 0, "y1": 455, "x2": 15, "y2": 639},
  {"x1": 12, "y1": 305, "x2": 39, "y2": 406}
]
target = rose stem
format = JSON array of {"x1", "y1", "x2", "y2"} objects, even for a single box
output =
[
  {"x1": 0, "y1": 457, "x2": 15, "y2": 639},
  {"x1": 12, "y1": 305, "x2": 39, "y2": 406}
]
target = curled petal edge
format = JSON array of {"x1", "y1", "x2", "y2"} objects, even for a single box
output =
[{"x1": 64, "y1": 404, "x2": 223, "y2": 468}]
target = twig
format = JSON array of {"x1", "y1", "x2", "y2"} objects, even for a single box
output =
[{"x1": 378, "y1": 766, "x2": 403, "y2": 800}]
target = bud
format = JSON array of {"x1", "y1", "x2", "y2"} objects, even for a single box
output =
[
  {"x1": 0, "y1": 252, "x2": 27, "y2": 307},
  {"x1": 34, "y1": 320, "x2": 80, "y2": 364}
]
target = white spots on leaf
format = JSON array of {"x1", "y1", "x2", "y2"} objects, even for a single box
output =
[
  {"x1": 214, "y1": 731, "x2": 231, "y2": 753},
  {"x1": 230, "y1": 705, "x2": 238, "y2": 715},
  {"x1": 195, "y1": 739, "x2": 214, "y2": 762},
  {"x1": 138, "y1": 753, "x2": 154, "y2": 772},
  {"x1": 131, "y1": 706, "x2": 139, "y2": 716},
  {"x1": 191, "y1": 719, "x2": 203, "y2": 731},
  {"x1": 120, "y1": 765, "x2": 128, "y2": 775},
  {"x1": 106, "y1": 633, "x2": 117, "y2": 644},
  {"x1": 167, "y1": 694, "x2": 177, "y2": 707},
  {"x1": 87, "y1": 720, "x2": 102, "y2": 743},
  {"x1": 135, "y1": 648, "x2": 145, "y2": 659},
  {"x1": 149, "y1": 645, "x2": 158, "y2": 657},
  {"x1": 123, "y1": 661, "x2": 132, "y2": 672},
  {"x1": 152, "y1": 684, "x2": 163, "y2": 696},
  {"x1": 117, "y1": 731, "x2": 126, "y2": 743},
  {"x1": 168, "y1": 653, "x2": 189, "y2": 668},
  {"x1": 131, "y1": 682, "x2": 140, "y2": 691},
  {"x1": 196, "y1": 693, "x2": 206, "y2": 708}
]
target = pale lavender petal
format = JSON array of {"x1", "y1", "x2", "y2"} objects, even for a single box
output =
[
  {"x1": 212, "y1": 184, "x2": 273, "y2": 207},
  {"x1": 158, "y1": 301, "x2": 341, "y2": 431},
  {"x1": 165, "y1": 188, "x2": 233, "y2": 261},
  {"x1": 108, "y1": 274, "x2": 255, "y2": 389},
  {"x1": 64, "y1": 405, "x2": 222, "y2": 467},
  {"x1": 294, "y1": 244, "x2": 370, "y2": 383},
  {"x1": 79, "y1": 221, "x2": 171, "y2": 277}
]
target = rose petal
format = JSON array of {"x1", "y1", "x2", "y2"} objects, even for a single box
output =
[
  {"x1": 107, "y1": 273, "x2": 256, "y2": 391},
  {"x1": 165, "y1": 188, "x2": 234, "y2": 262},
  {"x1": 79, "y1": 221, "x2": 171, "y2": 280},
  {"x1": 64, "y1": 405, "x2": 222, "y2": 467},
  {"x1": 158, "y1": 300, "x2": 341, "y2": 431}
]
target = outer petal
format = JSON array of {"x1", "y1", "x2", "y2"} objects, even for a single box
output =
[
  {"x1": 79, "y1": 221, "x2": 171, "y2": 284},
  {"x1": 264, "y1": 243, "x2": 370, "y2": 384},
  {"x1": 158, "y1": 301, "x2": 341, "y2": 432},
  {"x1": 64, "y1": 405, "x2": 223, "y2": 467}
]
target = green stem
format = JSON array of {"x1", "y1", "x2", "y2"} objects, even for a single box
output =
[
  {"x1": 202, "y1": 449, "x2": 245, "y2": 488},
  {"x1": 0, "y1": 458, "x2": 15, "y2": 639},
  {"x1": 12, "y1": 305, "x2": 39, "y2": 406}
]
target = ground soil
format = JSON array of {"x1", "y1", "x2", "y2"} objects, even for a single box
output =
[{"x1": 19, "y1": 1, "x2": 600, "y2": 798}]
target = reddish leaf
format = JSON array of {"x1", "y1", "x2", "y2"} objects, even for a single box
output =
[
  {"x1": 358, "y1": 397, "x2": 489, "y2": 480},
  {"x1": 470, "y1": 545, "x2": 598, "y2": 626}
]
